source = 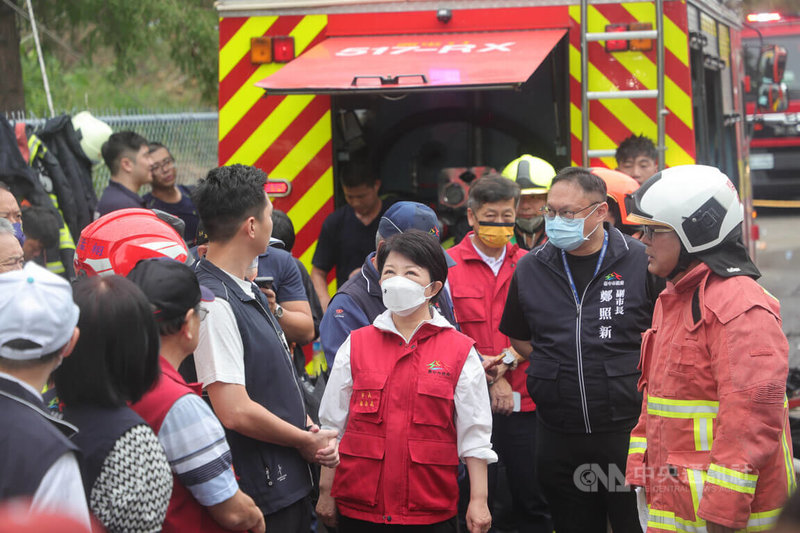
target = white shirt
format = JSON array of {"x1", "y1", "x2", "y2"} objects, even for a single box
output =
[
  {"x1": 470, "y1": 235, "x2": 507, "y2": 276},
  {"x1": 195, "y1": 268, "x2": 256, "y2": 386},
  {"x1": 319, "y1": 309, "x2": 497, "y2": 463},
  {"x1": 0, "y1": 372, "x2": 92, "y2": 531}
]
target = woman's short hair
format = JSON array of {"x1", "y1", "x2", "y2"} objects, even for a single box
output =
[
  {"x1": 376, "y1": 229, "x2": 448, "y2": 302},
  {"x1": 54, "y1": 275, "x2": 160, "y2": 407}
]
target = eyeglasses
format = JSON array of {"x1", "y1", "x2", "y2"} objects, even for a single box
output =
[
  {"x1": 0, "y1": 255, "x2": 24, "y2": 270},
  {"x1": 196, "y1": 306, "x2": 209, "y2": 322},
  {"x1": 641, "y1": 226, "x2": 674, "y2": 240},
  {"x1": 150, "y1": 157, "x2": 175, "y2": 173},
  {"x1": 540, "y1": 202, "x2": 600, "y2": 220}
]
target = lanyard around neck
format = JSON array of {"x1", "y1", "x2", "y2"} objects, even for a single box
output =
[{"x1": 561, "y1": 230, "x2": 608, "y2": 305}]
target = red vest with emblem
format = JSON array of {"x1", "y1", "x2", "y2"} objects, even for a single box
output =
[
  {"x1": 130, "y1": 357, "x2": 231, "y2": 533},
  {"x1": 332, "y1": 322, "x2": 474, "y2": 525},
  {"x1": 447, "y1": 234, "x2": 534, "y2": 411}
]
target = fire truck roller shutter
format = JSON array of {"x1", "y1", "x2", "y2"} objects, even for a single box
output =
[{"x1": 256, "y1": 29, "x2": 567, "y2": 95}]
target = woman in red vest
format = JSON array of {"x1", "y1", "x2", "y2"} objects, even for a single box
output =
[{"x1": 317, "y1": 229, "x2": 495, "y2": 533}]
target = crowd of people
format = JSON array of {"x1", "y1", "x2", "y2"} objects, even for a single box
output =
[{"x1": 0, "y1": 127, "x2": 798, "y2": 533}]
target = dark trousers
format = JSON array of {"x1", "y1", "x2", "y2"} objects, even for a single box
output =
[
  {"x1": 489, "y1": 411, "x2": 552, "y2": 533},
  {"x1": 535, "y1": 418, "x2": 642, "y2": 533},
  {"x1": 265, "y1": 495, "x2": 312, "y2": 533},
  {"x1": 338, "y1": 515, "x2": 457, "y2": 532}
]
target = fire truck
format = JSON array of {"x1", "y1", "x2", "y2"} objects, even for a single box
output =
[
  {"x1": 215, "y1": 0, "x2": 754, "y2": 292},
  {"x1": 743, "y1": 12, "x2": 800, "y2": 199}
]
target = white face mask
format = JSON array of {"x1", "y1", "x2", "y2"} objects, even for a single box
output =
[{"x1": 381, "y1": 276, "x2": 433, "y2": 317}]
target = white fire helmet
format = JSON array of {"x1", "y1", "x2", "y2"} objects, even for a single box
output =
[{"x1": 625, "y1": 165, "x2": 743, "y2": 253}]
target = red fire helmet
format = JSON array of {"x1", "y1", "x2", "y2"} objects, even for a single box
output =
[
  {"x1": 74, "y1": 208, "x2": 189, "y2": 277},
  {"x1": 589, "y1": 167, "x2": 641, "y2": 225}
]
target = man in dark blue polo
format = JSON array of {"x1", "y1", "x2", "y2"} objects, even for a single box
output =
[{"x1": 96, "y1": 131, "x2": 152, "y2": 218}]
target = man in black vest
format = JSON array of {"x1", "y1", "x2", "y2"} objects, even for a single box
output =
[
  {"x1": 192, "y1": 164, "x2": 338, "y2": 532},
  {"x1": 0, "y1": 262, "x2": 90, "y2": 528},
  {"x1": 500, "y1": 167, "x2": 659, "y2": 533}
]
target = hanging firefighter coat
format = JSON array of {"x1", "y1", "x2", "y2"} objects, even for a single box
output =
[
  {"x1": 0, "y1": 117, "x2": 52, "y2": 210},
  {"x1": 626, "y1": 263, "x2": 795, "y2": 532},
  {"x1": 35, "y1": 115, "x2": 98, "y2": 237}
]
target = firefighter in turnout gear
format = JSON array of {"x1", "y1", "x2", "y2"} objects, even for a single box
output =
[{"x1": 625, "y1": 165, "x2": 795, "y2": 532}]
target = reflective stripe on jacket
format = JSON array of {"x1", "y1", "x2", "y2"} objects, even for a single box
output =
[{"x1": 626, "y1": 263, "x2": 794, "y2": 531}]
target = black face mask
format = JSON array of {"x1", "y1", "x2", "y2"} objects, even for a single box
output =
[{"x1": 516, "y1": 216, "x2": 544, "y2": 234}]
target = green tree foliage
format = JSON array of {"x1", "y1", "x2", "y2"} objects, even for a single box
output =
[{"x1": 18, "y1": 0, "x2": 217, "y2": 113}]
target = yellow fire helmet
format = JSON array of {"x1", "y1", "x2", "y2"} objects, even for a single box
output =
[{"x1": 501, "y1": 155, "x2": 556, "y2": 195}]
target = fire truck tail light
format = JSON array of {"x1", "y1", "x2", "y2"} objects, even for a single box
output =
[
  {"x1": 630, "y1": 22, "x2": 653, "y2": 51},
  {"x1": 265, "y1": 180, "x2": 291, "y2": 197},
  {"x1": 605, "y1": 24, "x2": 629, "y2": 52},
  {"x1": 251, "y1": 37, "x2": 273, "y2": 64},
  {"x1": 746, "y1": 12, "x2": 782, "y2": 23},
  {"x1": 273, "y1": 36, "x2": 295, "y2": 63}
]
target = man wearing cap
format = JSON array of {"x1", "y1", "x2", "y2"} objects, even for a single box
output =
[
  {"x1": 319, "y1": 200, "x2": 458, "y2": 367},
  {"x1": 127, "y1": 259, "x2": 265, "y2": 533},
  {"x1": 192, "y1": 164, "x2": 338, "y2": 531},
  {"x1": 501, "y1": 155, "x2": 556, "y2": 251},
  {"x1": 446, "y1": 174, "x2": 551, "y2": 533},
  {"x1": 0, "y1": 263, "x2": 91, "y2": 529}
]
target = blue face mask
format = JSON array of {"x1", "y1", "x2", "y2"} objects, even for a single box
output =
[
  {"x1": 544, "y1": 204, "x2": 601, "y2": 251},
  {"x1": 12, "y1": 222, "x2": 25, "y2": 246}
]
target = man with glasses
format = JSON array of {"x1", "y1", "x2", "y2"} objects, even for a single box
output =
[
  {"x1": 0, "y1": 218, "x2": 25, "y2": 273},
  {"x1": 144, "y1": 143, "x2": 200, "y2": 245},
  {"x1": 128, "y1": 258, "x2": 266, "y2": 533},
  {"x1": 500, "y1": 167, "x2": 659, "y2": 533}
]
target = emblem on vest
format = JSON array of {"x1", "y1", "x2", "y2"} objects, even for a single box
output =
[
  {"x1": 427, "y1": 360, "x2": 452, "y2": 377},
  {"x1": 355, "y1": 390, "x2": 380, "y2": 413},
  {"x1": 599, "y1": 274, "x2": 626, "y2": 341}
]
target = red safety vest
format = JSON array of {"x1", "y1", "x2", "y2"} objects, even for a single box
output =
[
  {"x1": 131, "y1": 357, "x2": 232, "y2": 533},
  {"x1": 447, "y1": 234, "x2": 534, "y2": 411},
  {"x1": 332, "y1": 321, "x2": 474, "y2": 525}
]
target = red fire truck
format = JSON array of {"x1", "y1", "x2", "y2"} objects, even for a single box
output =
[
  {"x1": 743, "y1": 12, "x2": 800, "y2": 199},
  {"x1": 216, "y1": 0, "x2": 755, "y2": 291}
]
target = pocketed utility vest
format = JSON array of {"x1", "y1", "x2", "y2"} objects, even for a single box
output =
[{"x1": 332, "y1": 322, "x2": 474, "y2": 525}]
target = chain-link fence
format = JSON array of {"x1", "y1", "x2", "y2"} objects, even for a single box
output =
[{"x1": 8, "y1": 109, "x2": 218, "y2": 196}]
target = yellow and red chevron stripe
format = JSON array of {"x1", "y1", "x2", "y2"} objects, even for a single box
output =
[
  {"x1": 568, "y1": 0, "x2": 696, "y2": 168},
  {"x1": 218, "y1": 15, "x2": 333, "y2": 288}
]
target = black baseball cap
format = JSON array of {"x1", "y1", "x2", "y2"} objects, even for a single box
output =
[{"x1": 127, "y1": 259, "x2": 214, "y2": 322}]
